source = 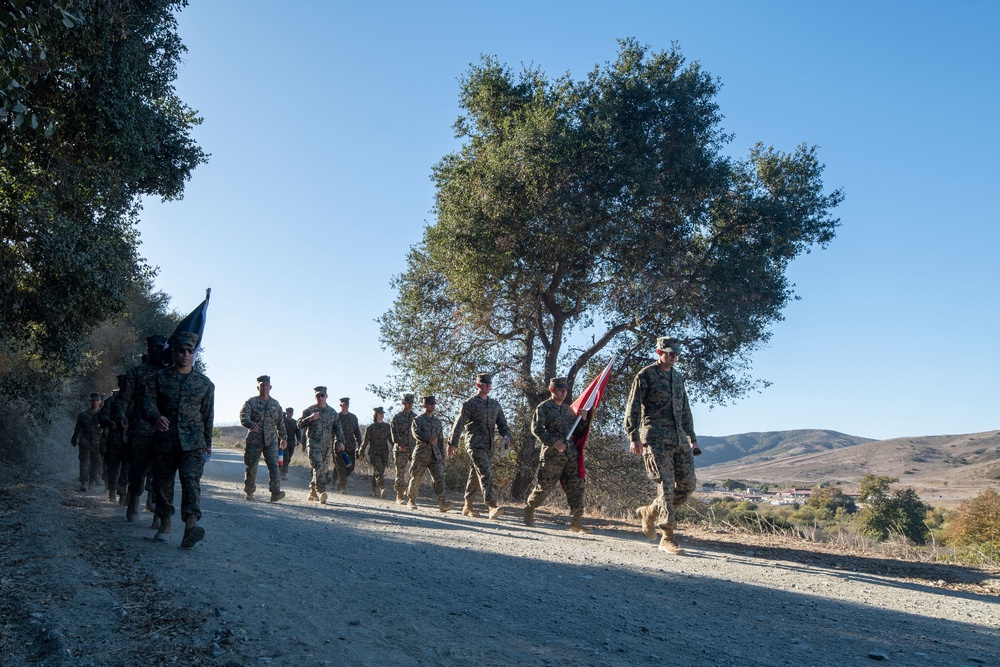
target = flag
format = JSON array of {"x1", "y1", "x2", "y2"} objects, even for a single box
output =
[
  {"x1": 568, "y1": 360, "x2": 614, "y2": 479},
  {"x1": 171, "y1": 288, "x2": 211, "y2": 351}
]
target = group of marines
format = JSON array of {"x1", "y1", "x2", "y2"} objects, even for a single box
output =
[{"x1": 74, "y1": 335, "x2": 700, "y2": 555}]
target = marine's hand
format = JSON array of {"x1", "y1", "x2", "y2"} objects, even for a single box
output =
[
  {"x1": 447, "y1": 445, "x2": 457, "y2": 457},
  {"x1": 309, "y1": 412, "x2": 320, "y2": 421},
  {"x1": 250, "y1": 422, "x2": 261, "y2": 433},
  {"x1": 630, "y1": 440, "x2": 643, "y2": 455},
  {"x1": 554, "y1": 440, "x2": 567, "y2": 453},
  {"x1": 155, "y1": 416, "x2": 170, "y2": 432},
  {"x1": 691, "y1": 441, "x2": 701, "y2": 456},
  {"x1": 502, "y1": 435, "x2": 511, "y2": 450},
  {"x1": 337, "y1": 444, "x2": 345, "y2": 453},
  {"x1": 279, "y1": 439, "x2": 287, "y2": 450}
]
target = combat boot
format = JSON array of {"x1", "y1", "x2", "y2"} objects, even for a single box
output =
[
  {"x1": 270, "y1": 490, "x2": 285, "y2": 502},
  {"x1": 658, "y1": 527, "x2": 684, "y2": 555},
  {"x1": 487, "y1": 503, "x2": 504, "y2": 520},
  {"x1": 438, "y1": 498, "x2": 453, "y2": 513},
  {"x1": 407, "y1": 492, "x2": 417, "y2": 508},
  {"x1": 126, "y1": 494, "x2": 139, "y2": 522},
  {"x1": 635, "y1": 504, "x2": 657, "y2": 540},
  {"x1": 523, "y1": 506, "x2": 535, "y2": 526},
  {"x1": 151, "y1": 515, "x2": 160, "y2": 530},
  {"x1": 395, "y1": 490, "x2": 406, "y2": 505},
  {"x1": 569, "y1": 514, "x2": 591, "y2": 534},
  {"x1": 108, "y1": 488, "x2": 116, "y2": 503},
  {"x1": 369, "y1": 486, "x2": 377, "y2": 497},
  {"x1": 145, "y1": 494, "x2": 154, "y2": 513},
  {"x1": 380, "y1": 487, "x2": 387, "y2": 499},
  {"x1": 153, "y1": 515, "x2": 171, "y2": 542},
  {"x1": 462, "y1": 500, "x2": 480, "y2": 518},
  {"x1": 180, "y1": 516, "x2": 205, "y2": 548},
  {"x1": 245, "y1": 492, "x2": 254, "y2": 501},
  {"x1": 78, "y1": 483, "x2": 88, "y2": 492},
  {"x1": 319, "y1": 492, "x2": 329, "y2": 505}
]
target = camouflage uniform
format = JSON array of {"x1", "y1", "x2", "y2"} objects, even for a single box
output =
[
  {"x1": 360, "y1": 421, "x2": 391, "y2": 495},
  {"x1": 450, "y1": 395, "x2": 510, "y2": 506},
  {"x1": 99, "y1": 389, "x2": 129, "y2": 501},
  {"x1": 282, "y1": 413, "x2": 300, "y2": 473},
  {"x1": 390, "y1": 409, "x2": 416, "y2": 495},
  {"x1": 526, "y1": 398, "x2": 584, "y2": 515},
  {"x1": 334, "y1": 408, "x2": 361, "y2": 491},
  {"x1": 142, "y1": 366, "x2": 215, "y2": 524},
  {"x1": 624, "y1": 363, "x2": 697, "y2": 531},
  {"x1": 71, "y1": 405, "x2": 104, "y2": 488},
  {"x1": 407, "y1": 412, "x2": 448, "y2": 503},
  {"x1": 117, "y1": 358, "x2": 164, "y2": 506},
  {"x1": 239, "y1": 395, "x2": 287, "y2": 495},
  {"x1": 298, "y1": 404, "x2": 343, "y2": 497}
]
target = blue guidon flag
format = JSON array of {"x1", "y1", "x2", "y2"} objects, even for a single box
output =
[
  {"x1": 567, "y1": 360, "x2": 614, "y2": 479},
  {"x1": 170, "y1": 288, "x2": 211, "y2": 355}
]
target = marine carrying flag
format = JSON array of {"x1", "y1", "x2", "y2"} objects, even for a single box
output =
[
  {"x1": 567, "y1": 360, "x2": 614, "y2": 479},
  {"x1": 171, "y1": 288, "x2": 211, "y2": 351}
]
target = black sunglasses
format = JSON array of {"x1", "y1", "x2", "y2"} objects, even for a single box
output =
[{"x1": 175, "y1": 347, "x2": 195, "y2": 355}]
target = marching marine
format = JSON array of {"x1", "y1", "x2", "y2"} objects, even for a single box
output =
[
  {"x1": 298, "y1": 386, "x2": 344, "y2": 504},
  {"x1": 406, "y1": 396, "x2": 454, "y2": 512},
  {"x1": 358, "y1": 406, "x2": 391, "y2": 497},
  {"x1": 390, "y1": 393, "x2": 416, "y2": 504},
  {"x1": 71, "y1": 393, "x2": 104, "y2": 492},
  {"x1": 239, "y1": 375, "x2": 288, "y2": 502},
  {"x1": 449, "y1": 373, "x2": 511, "y2": 519}
]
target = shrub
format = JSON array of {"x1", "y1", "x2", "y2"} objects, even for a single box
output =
[
  {"x1": 856, "y1": 474, "x2": 929, "y2": 545},
  {"x1": 944, "y1": 490, "x2": 1000, "y2": 564}
]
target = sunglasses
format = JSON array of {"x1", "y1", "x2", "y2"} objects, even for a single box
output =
[
  {"x1": 175, "y1": 347, "x2": 195, "y2": 355},
  {"x1": 316, "y1": 393, "x2": 327, "y2": 397}
]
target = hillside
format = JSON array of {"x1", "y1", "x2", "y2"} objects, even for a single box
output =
[
  {"x1": 699, "y1": 430, "x2": 1000, "y2": 505},
  {"x1": 697, "y1": 429, "x2": 874, "y2": 466}
]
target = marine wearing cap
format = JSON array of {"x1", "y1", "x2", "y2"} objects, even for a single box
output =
[
  {"x1": 170, "y1": 331, "x2": 199, "y2": 348},
  {"x1": 656, "y1": 336, "x2": 680, "y2": 353},
  {"x1": 257, "y1": 375, "x2": 271, "y2": 384},
  {"x1": 548, "y1": 377, "x2": 569, "y2": 389},
  {"x1": 476, "y1": 373, "x2": 492, "y2": 385},
  {"x1": 402, "y1": 393, "x2": 415, "y2": 403},
  {"x1": 314, "y1": 386, "x2": 328, "y2": 395}
]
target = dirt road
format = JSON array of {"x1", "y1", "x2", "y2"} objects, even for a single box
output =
[{"x1": 1, "y1": 447, "x2": 998, "y2": 666}]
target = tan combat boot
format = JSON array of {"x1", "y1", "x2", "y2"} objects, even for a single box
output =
[
  {"x1": 395, "y1": 489, "x2": 406, "y2": 505},
  {"x1": 319, "y1": 492, "x2": 329, "y2": 505},
  {"x1": 487, "y1": 503, "x2": 504, "y2": 520},
  {"x1": 462, "y1": 500, "x2": 480, "y2": 518},
  {"x1": 245, "y1": 492, "x2": 254, "y2": 501},
  {"x1": 270, "y1": 490, "x2": 285, "y2": 502},
  {"x1": 658, "y1": 527, "x2": 684, "y2": 555},
  {"x1": 153, "y1": 515, "x2": 172, "y2": 542},
  {"x1": 180, "y1": 516, "x2": 205, "y2": 548},
  {"x1": 569, "y1": 514, "x2": 591, "y2": 534},
  {"x1": 635, "y1": 504, "x2": 657, "y2": 540},
  {"x1": 307, "y1": 490, "x2": 319, "y2": 502},
  {"x1": 523, "y1": 506, "x2": 535, "y2": 527},
  {"x1": 125, "y1": 494, "x2": 139, "y2": 522},
  {"x1": 438, "y1": 498, "x2": 453, "y2": 513},
  {"x1": 380, "y1": 487, "x2": 387, "y2": 499}
]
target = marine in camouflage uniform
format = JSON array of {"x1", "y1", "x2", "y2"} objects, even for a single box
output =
[
  {"x1": 624, "y1": 336, "x2": 700, "y2": 555},
  {"x1": 98, "y1": 376, "x2": 129, "y2": 503},
  {"x1": 239, "y1": 375, "x2": 288, "y2": 502},
  {"x1": 297, "y1": 386, "x2": 344, "y2": 504},
  {"x1": 143, "y1": 332, "x2": 214, "y2": 548},
  {"x1": 390, "y1": 393, "x2": 417, "y2": 504},
  {"x1": 116, "y1": 334, "x2": 168, "y2": 522},
  {"x1": 405, "y1": 396, "x2": 453, "y2": 512},
  {"x1": 359, "y1": 407, "x2": 390, "y2": 497},
  {"x1": 334, "y1": 397, "x2": 361, "y2": 493},
  {"x1": 71, "y1": 393, "x2": 104, "y2": 492},
  {"x1": 524, "y1": 377, "x2": 589, "y2": 533},
  {"x1": 449, "y1": 373, "x2": 511, "y2": 519},
  {"x1": 281, "y1": 407, "x2": 300, "y2": 477}
]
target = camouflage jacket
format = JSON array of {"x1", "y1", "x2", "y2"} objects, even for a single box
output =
[
  {"x1": 390, "y1": 410, "x2": 416, "y2": 451},
  {"x1": 338, "y1": 411, "x2": 362, "y2": 449},
  {"x1": 99, "y1": 391, "x2": 128, "y2": 445},
  {"x1": 297, "y1": 404, "x2": 343, "y2": 449},
  {"x1": 71, "y1": 408, "x2": 104, "y2": 448},
  {"x1": 359, "y1": 421, "x2": 391, "y2": 458},
  {"x1": 623, "y1": 364, "x2": 695, "y2": 445},
  {"x1": 117, "y1": 361, "x2": 165, "y2": 437},
  {"x1": 412, "y1": 412, "x2": 445, "y2": 461},
  {"x1": 283, "y1": 416, "x2": 300, "y2": 446},
  {"x1": 240, "y1": 395, "x2": 287, "y2": 448},
  {"x1": 531, "y1": 398, "x2": 579, "y2": 459},
  {"x1": 449, "y1": 395, "x2": 510, "y2": 451},
  {"x1": 142, "y1": 367, "x2": 215, "y2": 452}
]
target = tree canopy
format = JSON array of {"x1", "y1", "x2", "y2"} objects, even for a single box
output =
[
  {"x1": 0, "y1": 0, "x2": 206, "y2": 400},
  {"x1": 377, "y1": 39, "x2": 843, "y2": 496}
]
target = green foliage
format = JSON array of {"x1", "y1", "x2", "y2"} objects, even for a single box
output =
[
  {"x1": 721, "y1": 479, "x2": 747, "y2": 491},
  {"x1": 856, "y1": 474, "x2": 929, "y2": 545},
  {"x1": 1, "y1": 0, "x2": 205, "y2": 405},
  {"x1": 807, "y1": 486, "x2": 857, "y2": 514},
  {"x1": 944, "y1": 490, "x2": 1000, "y2": 564},
  {"x1": 376, "y1": 38, "x2": 842, "y2": 499}
]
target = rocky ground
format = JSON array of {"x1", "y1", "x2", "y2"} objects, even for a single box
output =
[{"x1": 1, "y1": 446, "x2": 998, "y2": 667}]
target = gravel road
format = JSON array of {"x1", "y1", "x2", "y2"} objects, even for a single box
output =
[{"x1": 1, "y1": 446, "x2": 997, "y2": 667}]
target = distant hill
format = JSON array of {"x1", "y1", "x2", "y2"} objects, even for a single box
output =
[
  {"x1": 697, "y1": 429, "x2": 874, "y2": 466},
  {"x1": 699, "y1": 430, "x2": 1000, "y2": 506}
]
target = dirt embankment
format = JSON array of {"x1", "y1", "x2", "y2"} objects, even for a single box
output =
[{"x1": 1, "y1": 447, "x2": 998, "y2": 667}]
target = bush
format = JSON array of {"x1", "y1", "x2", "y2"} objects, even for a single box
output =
[
  {"x1": 856, "y1": 474, "x2": 929, "y2": 545},
  {"x1": 944, "y1": 490, "x2": 1000, "y2": 565}
]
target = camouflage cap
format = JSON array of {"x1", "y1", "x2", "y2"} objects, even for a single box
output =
[
  {"x1": 402, "y1": 393, "x2": 415, "y2": 403},
  {"x1": 476, "y1": 373, "x2": 493, "y2": 385},
  {"x1": 314, "y1": 386, "x2": 328, "y2": 395},
  {"x1": 170, "y1": 331, "x2": 199, "y2": 348},
  {"x1": 422, "y1": 395, "x2": 436, "y2": 405},
  {"x1": 116, "y1": 374, "x2": 126, "y2": 384},
  {"x1": 339, "y1": 397, "x2": 350, "y2": 404},
  {"x1": 89, "y1": 392, "x2": 102, "y2": 401},
  {"x1": 256, "y1": 375, "x2": 270, "y2": 384},
  {"x1": 373, "y1": 406, "x2": 385, "y2": 414},
  {"x1": 285, "y1": 407, "x2": 294, "y2": 414},
  {"x1": 146, "y1": 334, "x2": 167, "y2": 347},
  {"x1": 548, "y1": 377, "x2": 569, "y2": 390},
  {"x1": 656, "y1": 336, "x2": 681, "y2": 353}
]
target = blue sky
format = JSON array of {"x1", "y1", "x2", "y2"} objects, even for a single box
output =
[{"x1": 138, "y1": 1, "x2": 1000, "y2": 440}]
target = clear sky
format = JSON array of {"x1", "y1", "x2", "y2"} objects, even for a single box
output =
[{"x1": 138, "y1": 1, "x2": 1000, "y2": 440}]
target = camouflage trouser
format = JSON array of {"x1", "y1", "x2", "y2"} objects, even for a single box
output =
[
  {"x1": 127, "y1": 434, "x2": 155, "y2": 501},
  {"x1": 309, "y1": 443, "x2": 332, "y2": 495},
  {"x1": 368, "y1": 454, "x2": 387, "y2": 492},
  {"x1": 152, "y1": 440, "x2": 205, "y2": 522},
  {"x1": 244, "y1": 441, "x2": 281, "y2": 494},
  {"x1": 464, "y1": 447, "x2": 496, "y2": 505},
  {"x1": 393, "y1": 449, "x2": 412, "y2": 493},
  {"x1": 407, "y1": 444, "x2": 445, "y2": 501},
  {"x1": 104, "y1": 435, "x2": 127, "y2": 497},
  {"x1": 334, "y1": 446, "x2": 356, "y2": 490},
  {"x1": 643, "y1": 440, "x2": 696, "y2": 530},
  {"x1": 78, "y1": 444, "x2": 102, "y2": 486},
  {"x1": 525, "y1": 448, "x2": 584, "y2": 516}
]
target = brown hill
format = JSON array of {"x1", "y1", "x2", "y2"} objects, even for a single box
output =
[{"x1": 699, "y1": 430, "x2": 1000, "y2": 506}]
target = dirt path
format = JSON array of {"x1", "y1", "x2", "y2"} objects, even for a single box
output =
[{"x1": 1, "y1": 447, "x2": 998, "y2": 667}]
